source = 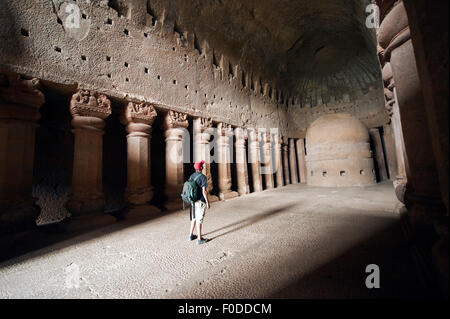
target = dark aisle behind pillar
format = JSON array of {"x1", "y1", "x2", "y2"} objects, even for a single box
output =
[
  {"x1": 33, "y1": 90, "x2": 73, "y2": 225},
  {"x1": 103, "y1": 99, "x2": 127, "y2": 214}
]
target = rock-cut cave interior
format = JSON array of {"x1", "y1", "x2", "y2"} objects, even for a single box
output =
[{"x1": 0, "y1": 0, "x2": 448, "y2": 301}]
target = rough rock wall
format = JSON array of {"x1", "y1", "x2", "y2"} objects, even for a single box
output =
[{"x1": 0, "y1": 0, "x2": 386, "y2": 138}]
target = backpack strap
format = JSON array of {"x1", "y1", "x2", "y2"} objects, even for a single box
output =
[
  {"x1": 189, "y1": 172, "x2": 203, "y2": 183},
  {"x1": 193, "y1": 173, "x2": 203, "y2": 183}
]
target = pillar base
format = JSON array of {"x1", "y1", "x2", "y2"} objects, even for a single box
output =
[
  {"x1": 165, "y1": 199, "x2": 185, "y2": 212},
  {"x1": 66, "y1": 197, "x2": 105, "y2": 217},
  {"x1": 254, "y1": 185, "x2": 263, "y2": 193},
  {"x1": 219, "y1": 191, "x2": 239, "y2": 201},
  {"x1": 393, "y1": 177, "x2": 407, "y2": 203},
  {"x1": 209, "y1": 195, "x2": 220, "y2": 203},
  {"x1": 238, "y1": 186, "x2": 250, "y2": 196},
  {"x1": 126, "y1": 187, "x2": 153, "y2": 205},
  {"x1": 405, "y1": 192, "x2": 446, "y2": 242},
  {"x1": 0, "y1": 200, "x2": 40, "y2": 234}
]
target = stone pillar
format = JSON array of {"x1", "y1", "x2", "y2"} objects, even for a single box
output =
[
  {"x1": 289, "y1": 138, "x2": 299, "y2": 184},
  {"x1": 120, "y1": 102, "x2": 157, "y2": 205},
  {"x1": 391, "y1": 89, "x2": 409, "y2": 188},
  {"x1": 249, "y1": 129, "x2": 263, "y2": 192},
  {"x1": 274, "y1": 134, "x2": 284, "y2": 187},
  {"x1": 382, "y1": 124, "x2": 398, "y2": 180},
  {"x1": 217, "y1": 122, "x2": 239, "y2": 200},
  {"x1": 164, "y1": 111, "x2": 188, "y2": 203},
  {"x1": 403, "y1": 0, "x2": 449, "y2": 217},
  {"x1": 370, "y1": 128, "x2": 389, "y2": 181},
  {"x1": 381, "y1": 60, "x2": 409, "y2": 200},
  {"x1": 66, "y1": 90, "x2": 111, "y2": 216},
  {"x1": 282, "y1": 136, "x2": 290, "y2": 185},
  {"x1": 235, "y1": 128, "x2": 250, "y2": 195},
  {"x1": 0, "y1": 74, "x2": 45, "y2": 233},
  {"x1": 262, "y1": 131, "x2": 274, "y2": 189},
  {"x1": 378, "y1": 1, "x2": 445, "y2": 227},
  {"x1": 193, "y1": 117, "x2": 219, "y2": 202},
  {"x1": 296, "y1": 138, "x2": 307, "y2": 184},
  {"x1": 378, "y1": 0, "x2": 448, "y2": 298}
]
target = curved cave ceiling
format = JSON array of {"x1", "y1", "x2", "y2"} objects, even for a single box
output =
[{"x1": 145, "y1": 0, "x2": 380, "y2": 106}]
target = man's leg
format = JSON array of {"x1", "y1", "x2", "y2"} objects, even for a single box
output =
[
  {"x1": 197, "y1": 222, "x2": 203, "y2": 240},
  {"x1": 188, "y1": 205, "x2": 197, "y2": 241},
  {"x1": 195, "y1": 202, "x2": 209, "y2": 244},
  {"x1": 189, "y1": 219, "x2": 196, "y2": 237}
]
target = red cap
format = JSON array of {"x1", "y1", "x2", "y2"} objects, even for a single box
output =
[{"x1": 194, "y1": 160, "x2": 205, "y2": 170}]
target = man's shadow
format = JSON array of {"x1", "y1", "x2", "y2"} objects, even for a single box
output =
[{"x1": 205, "y1": 204, "x2": 296, "y2": 240}]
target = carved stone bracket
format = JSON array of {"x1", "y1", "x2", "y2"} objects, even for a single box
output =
[
  {"x1": 263, "y1": 131, "x2": 272, "y2": 144},
  {"x1": 164, "y1": 110, "x2": 188, "y2": 130},
  {"x1": 70, "y1": 89, "x2": 111, "y2": 119},
  {"x1": 274, "y1": 134, "x2": 283, "y2": 146},
  {"x1": 217, "y1": 122, "x2": 233, "y2": 137},
  {"x1": 122, "y1": 101, "x2": 157, "y2": 125},
  {"x1": 198, "y1": 117, "x2": 213, "y2": 132},
  {"x1": 235, "y1": 127, "x2": 248, "y2": 142},
  {"x1": 282, "y1": 136, "x2": 290, "y2": 148},
  {"x1": 0, "y1": 74, "x2": 45, "y2": 104},
  {"x1": 0, "y1": 73, "x2": 45, "y2": 233},
  {"x1": 249, "y1": 128, "x2": 261, "y2": 143},
  {"x1": 0, "y1": 74, "x2": 45, "y2": 121}
]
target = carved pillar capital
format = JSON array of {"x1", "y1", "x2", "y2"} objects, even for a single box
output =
[
  {"x1": 0, "y1": 74, "x2": 45, "y2": 121},
  {"x1": 0, "y1": 74, "x2": 45, "y2": 232},
  {"x1": 164, "y1": 110, "x2": 188, "y2": 130},
  {"x1": 281, "y1": 136, "x2": 289, "y2": 149},
  {"x1": 263, "y1": 131, "x2": 272, "y2": 144},
  {"x1": 194, "y1": 116, "x2": 213, "y2": 133},
  {"x1": 121, "y1": 101, "x2": 157, "y2": 125},
  {"x1": 235, "y1": 128, "x2": 248, "y2": 149},
  {"x1": 377, "y1": 1, "x2": 411, "y2": 62},
  {"x1": 217, "y1": 122, "x2": 233, "y2": 137},
  {"x1": 235, "y1": 127, "x2": 248, "y2": 140},
  {"x1": 274, "y1": 134, "x2": 283, "y2": 149},
  {"x1": 70, "y1": 89, "x2": 111, "y2": 119},
  {"x1": 249, "y1": 129, "x2": 261, "y2": 144}
]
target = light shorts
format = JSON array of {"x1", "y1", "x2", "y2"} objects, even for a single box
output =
[{"x1": 193, "y1": 200, "x2": 207, "y2": 224}]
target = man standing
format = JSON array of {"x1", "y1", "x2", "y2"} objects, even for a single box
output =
[{"x1": 188, "y1": 161, "x2": 210, "y2": 245}]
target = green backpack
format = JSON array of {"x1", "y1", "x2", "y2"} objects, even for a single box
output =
[{"x1": 181, "y1": 172, "x2": 202, "y2": 210}]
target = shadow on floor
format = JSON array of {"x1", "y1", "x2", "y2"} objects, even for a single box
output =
[
  {"x1": 0, "y1": 203, "x2": 177, "y2": 265},
  {"x1": 266, "y1": 220, "x2": 441, "y2": 299},
  {"x1": 205, "y1": 204, "x2": 296, "y2": 240}
]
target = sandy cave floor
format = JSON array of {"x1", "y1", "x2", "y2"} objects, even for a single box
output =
[{"x1": 0, "y1": 182, "x2": 426, "y2": 299}]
